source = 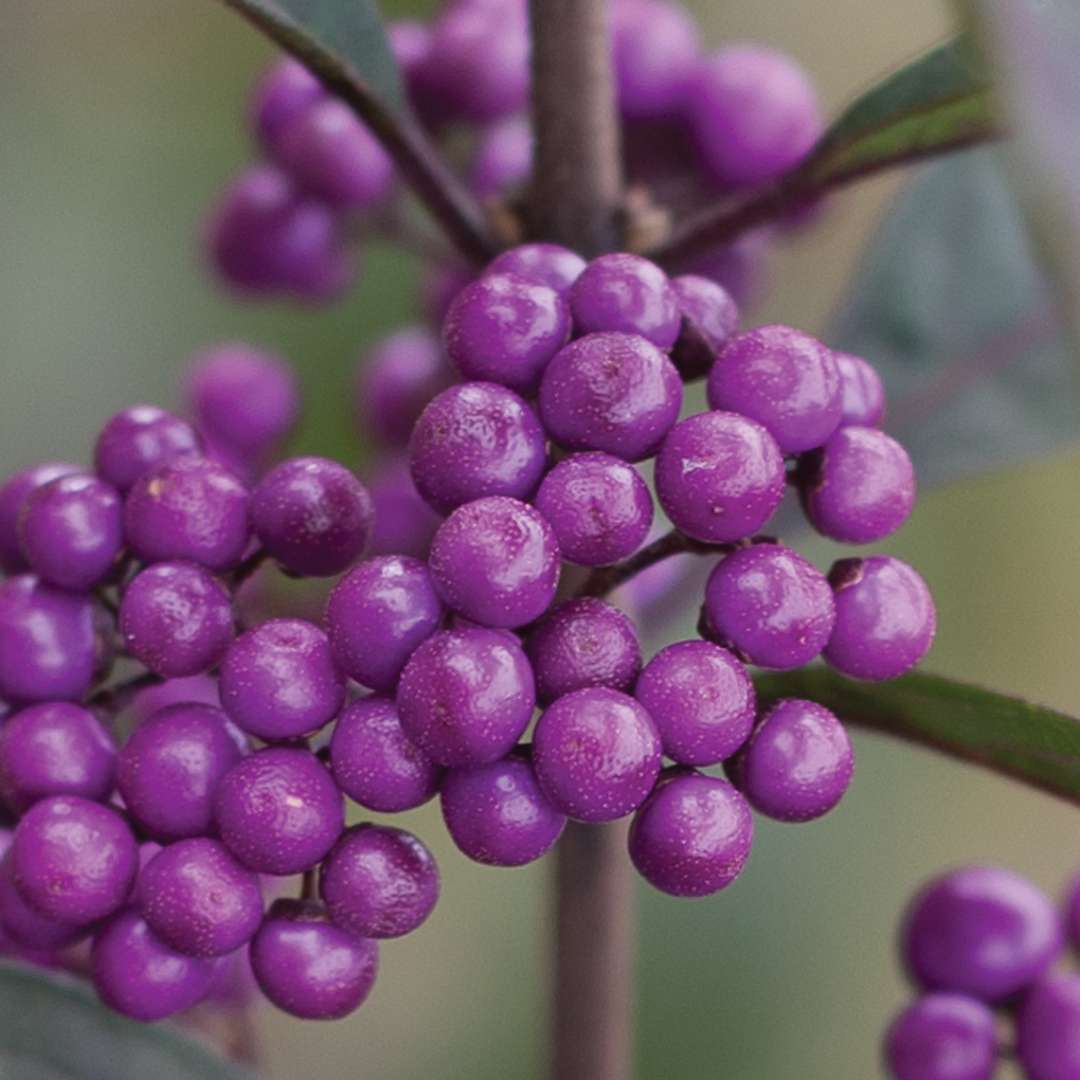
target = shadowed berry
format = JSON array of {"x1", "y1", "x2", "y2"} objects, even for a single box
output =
[
  {"x1": 0, "y1": 462, "x2": 83, "y2": 573},
  {"x1": 884, "y1": 993, "x2": 996, "y2": 1080},
  {"x1": 670, "y1": 274, "x2": 740, "y2": 381},
  {"x1": 1017, "y1": 972, "x2": 1080, "y2": 1080},
  {"x1": 834, "y1": 351, "x2": 886, "y2": 428}
]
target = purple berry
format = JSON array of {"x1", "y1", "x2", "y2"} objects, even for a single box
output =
[
  {"x1": 397, "y1": 628, "x2": 536, "y2": 767},
  {"x1": 429, "y1": 496, "x2": 560, "y2": 628},
  {"x1": 487, "y1": 243, "x2": 586, "y2": 297},
  {"x1": 94, "y1": 405, "x2": 202, "y2": 495},
  {"x1": 1067, "y1": 871, "x2": 1080, "y2": 950},
  {"x1": 539, "y1": 332, "x2": 683, "y2": 461},
  {"x1": 903, "y1": 865, "x2": 1063, "y2": 1002},
  {"x1": 251, "y1": 456, "x2": 373, "y2": 577},
  {"x1": 534, "y1": 452, "x2": 653, "y2": 567},
  {"x1": 612, "y1": 0, "x2": 699, "y2": 119},
  {"x1": 834, "y1": 351, "x2": 886, "y2": 428},
  {"x1": 0, "y1": 854, "x2": 89, "y2": 951},
  {"x1": 251, "y1": 898, "x2": 378, "y2": 1020},
  {"x1": 669, "y1": 274, "x2": 740, "y2": 381},
  {"x1": 330, "y1": 697, "x2": 443, "y2": 813},
  {"x1": 469, "y1": 116, "x2": 532, "y2": 198},
  {"x1": 0, "y1": 703, "x2": 115, "y2": 813},
  {"x1": 0, "y1": 463, "x2": 85, "y2": 574},
  {"x1": 703, "y1": 544, "x2": 835, "y2": 669},
  {"x1": 526, "y1": 598, "x2": 641, "y2": 705},
  {"x1": 532, "y1": 687, "x2": 661, "y2": 822},
  {"x1": 117, "y1": 703, "x2": 244, "y2": 841},
  {"x1": 250, "y1": 57, "x2": 324, "y2": 149},
  {"x1": 423, "y1": 260, "x2": 476, "y2": 326},
  {"x1": 214, "y1": 747, "x2": 343, "y2": 875},
  {"x1": 884, "y1": 993, "x2": 997, "y2": 1080},
  {"x1": 320, "y1": 824, "x2": 439, "y2": 939},
  {"x1": 1017, "y1": 972, "x2": 1080, "y2": 1080},
  {"x1": 825, "y1": 556, "x2": 936, "y2": 681},
  {"x1": 628, "y1": 770, "x2": 753, "y2": 897},
  {"x1": 220, "y1": 619, "x2": 344, "y2": 741},
  {"x1": 409, "y1": 382, "x2": 547, "y2": 514},
  {"x1": 569, "y1": 254, "x2": 681, "y2": 349},
  {"x1": 126, "y1": 674, "x2": 220, "y2": 726},
  {"x1": 366, "y1": 458, "x2": 441, "y2": 558},
  {"x1": 325, "y1": 555, "x2": 444, "y2": 692},
  {"x1": 655, "y1": 412, "x2": 785, "y2": 543},
  {"x1": 634, "y1": 640, "x2": 755, "y2": 765}
]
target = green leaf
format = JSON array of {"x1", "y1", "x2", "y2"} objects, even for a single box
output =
[
  {"x1": 755, "y1": 668, "x2": 1080, "y2": 804},
  {"x1": 0, "y1": 963, "x2": 254, "y2": 1080}
]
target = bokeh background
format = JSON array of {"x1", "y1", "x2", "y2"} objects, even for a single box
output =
[{"x1": 2, "y1": 1, "x2": 1078, "y2": 1077}]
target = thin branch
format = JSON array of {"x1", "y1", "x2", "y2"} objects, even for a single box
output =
[{"x1": 229, "y1": 546, "x2": 269, "y2": 591}]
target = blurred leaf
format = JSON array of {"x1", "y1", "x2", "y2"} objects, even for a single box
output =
[
  {"x1": 0, "y1": 963, "x2": 253, "y2": 1080},
  {"x1": 756, "y1": 668, "x2": 1080, "y2": 804},
  {"x1": 830, "y1": 147, "x2": 1077, "y2": 487}
]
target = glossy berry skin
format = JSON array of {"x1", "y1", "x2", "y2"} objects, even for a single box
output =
[
  {"x1": 443, "y1": 272, "x2": 570, "y2": 395},
  {"x1": 825, "y1": 556, "x2": 936, "y2": 681},
  {"x1": 251, "y1": 898, "x2": 378, "y2": 1020},
  {"x1": 903, "y1": 865, "x2": 1063, "y2": 1002},
  {"x1": 0, "y1": 462, "x2": 83, "y2": 573},
  {"x1": 728, "y1": 699, "x2": 853, "y2": 822},
  {"x1": 138, "y1": 839, "x2": 262, "y2": 958},
  {"x1": 429, "y1": 496, "x2": 560, "y2": 629},
  {"x1": 325, "y1": 556, "x2": 444, "y2": 693},
  {"x1": 634, "y1": 641, "x2": 755, "y2": 766},
  {"x1": 612, "y1": 0, "x2": 699, "y2": 119},
  {"x1": 397, "y1": 628, "x2": 536, "y2": 767},
  {"x1": 0, "y1": 854, "x2": 89, "y2": 951},
  {"x1": 799, "y1": 427, "x2": 916, "y2": 543},
  {"x1": 487, "y1": 243, "x2": 586, "y2": 297},
  {"x1": 220, "y1": 619, "x2": 344, "y2": 741},
  {"x1": 670, "y1": 274, "x2": 740, "y2": 381},
  {"x1": 707, "y1": 325, "x2": 842, "y2": 454},
  {"x1": 330, "y1": 698, "x2": 443, "y2": 813},
  {"x1": 320, "y1": 825, "x2": 439, "y2": 940},
  {"x1": 18, "y1": 474, "x2": 123, "y2": 590},
  {"x1": 409, "y1": 382, "x2": 547, "y2": 514},
  {"x1": 251, "y1": 456, "x2": 373, "y2": 577},
  {"x1": 116, "y1": 703, "x2": 244, "y2": 841},
  {"x1": 0, "y1": 703, "x2": 115, "y2": 813},
  {"x1": 688, "y1": 45, "x2": 822, "y2": 187},
  {"x1": 534, "y1": 452, "x2": 653, "y2": 567},
  {"x1": 0, "y1": 576, "x2": 102, "y2": 704},
  {"x1": 834, "y1": 351, "x2": 886, "y2": 428},
  {"x1": 94, "y1": 405, "x2": 202, "y2": 495},
  {"x1": 119, "y1": 561, "x2": 233, "y2": 678},
  {"x1": 526, "y1": 598, "x2": 641, "y2": 705},
  {"x1": 539, "y1": 332, "x2": 683, "y2": 462},
  {"x1": 704, "y1": 545, "x2": 835, "y2": 669},
  {"x1": 533, "y1": 688, "x2": 661, "y2": 823},
  {"x1": 569, "y1": 254, "x2": 681, "y2": 349},
  {"x1": 92, "y1": 910, "x2": 218, "y2": 1022},
  {"x1": 440, "y1": 751, "x2": 565, "y2": 867},
  {"x1": 655, "y1": 412, "x2": 785, "y2": 543},
  {"x1": 12, "y1": 796, "x2": 136, "y2": 925},
  {"x1": 214, "y1": 747, "x2": 344, "y2": 875},
  {"x1": 469, "y1": 115, "x2": 532, "y2": 198},
  {"x1": 250, "y1": 57, "x2": 324, "y2": 149},
  {"x1": 884, "y1": 993, "x2": 997, "y2": 1080},
  {"x1": 366, "y1": 458, "x2": 441, "y2": 558},
  {"x1": 1017, "y1": 973, "x2": 1080, "y2": 1080}
]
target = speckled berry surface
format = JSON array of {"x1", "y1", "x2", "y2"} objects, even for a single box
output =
[
  {"x1": 569, "y1": 253, "x2": 681, "y2": 348},
  {"x1": 884, "y1": 992, "x2": 996, "y2": 1080},
  {"x1": 487, "y1": 243, "x2": 586, "y2": 296},
  {"x1": 93, "y1": 405, "x2": 202, "y2": 495}
]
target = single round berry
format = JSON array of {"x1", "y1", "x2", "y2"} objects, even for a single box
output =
[
  {"x1": 825, "y1": 556, "x2": 936, "y2": 680},
  {"x1": 469, "y1": 115, "x2": 532, "y2": 197},
  {"x1": 728, "y1": 699, "x2": 853, "y2": 822},
  {"x1": 330, "y1": 697, "x2": 443, "y2": 813},
  {"x1": 389, "y1": 19, "x2": 441, "y2": 126},
  {"x1": 799, "y1": 427, "x2": 916, "y2": 543},
  {"x1": 612, "y1": 0, "x2": 700, "y2": 119},
  {"x1": 119, "y1": 561, "x2": 233, "y2": 678},
  {"x1": 251, "y1": 898, "x2": 378, "y2": 1020},
  {"x1": 526, "y1": 598, "x2": 641, "y2": 705},
  {"x1": 0, "y1": 853, "x2": 89, "y2": 951},
  {"x1": 423, "y1": 260, "x2": 476, "y2": 326},
  {"x1": 443, "y1": 272, "x2": 570, "y2": 395},
  {"x1": 534, "y1": 452, "x2": 653, "y2": 567},
  {"x1": 138, "y1": 838, "x2": 262, "y2": 958},
  {"x1": 397, "y1": 628, "x2": 536, "y2": 767},
  {"x1": 440, "y1": 751, "x2": 565, "y2": 867},
  {"x1": 635, "y1": 640, "x2": 755, "y2": 766},
  {"x1": 12, "y1": 796, "x2": 136, "y2": 925},
  {"x1": 487, "y1": 243, "x2": 586, "y2": 297},
  {"x1": 703, "y1": 544, "x2": 835, "y2": 669},
  {"x1": 1017, "y1": 973, "x2": 1080, "y2": 1080},
  {"x1": 533, "y1": 688, "x2": 661, "y2": 823},
  {"x1": 92, "y1": 910, "x2": 218, "y2": 1021},
  {"x1": 903, "y1": 865, "x2": 1063, "y2": 1002},
  {"x1": 251, "y1": 456, "x2": 373, "y2": 577},
  {"x1": 628, "y1": 770, "x2": 753, "y2": 897},
  {"x1": 670, "y1": 274, "x2": 740, "y2": 381},
  {"x1": 0, "y1": 703, "x2": 115, "y2": 813},
  {"x1": 884, "y1": 993, "x2": 997, "y2": 1080},
  {"x1": 117, "y1": 703, "x2": 244, "y2": 841},
  {"x1": 539, "y1": 332, "x2": 683, "y2": 461},
  {"x1": 220, "y1": 618, "x2": 344, "y2": 741},
  {"x1": 320, "y1": 824, "x2": 439, "y2": 940},
  {"x1": 429, "y1": 497, "x2": 560, "y2": 628},
  {"x1": 569, "y1": 254, "x2": 680, "y2": 349},
  {"x1": 655, "y1": 412, "x2": 785, "y2": 543},
  {"x1": 250, "y1": 57, "x2": 324, "y2": 149},
  {"x1": 94, "y1": 405, "x2": 202, "y2": 495},
  {"x1": 214, "y1": 747, "x2": 344, "y2": 875},
  {"x1": 0, "y1": 462, "x2": 83, "y2": 574},
  {"x1": 834, "y1": 351, "x2": 886, "y2": 428},
  {"x1": 366, "y1": 457, "x2": 441, "y2": 558}
]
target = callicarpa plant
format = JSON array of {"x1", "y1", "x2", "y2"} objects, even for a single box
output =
[{"x1": 2, "y1": 0, "x2": 1080, "y2": 1078}]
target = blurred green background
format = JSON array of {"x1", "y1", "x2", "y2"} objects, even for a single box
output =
[{"x1": 2, "y1": 2, "x2": 1078, "y2": 1077}]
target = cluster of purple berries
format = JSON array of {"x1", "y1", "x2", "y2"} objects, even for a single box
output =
[{"x1": 885, "y1": 865, "x2": 1080, "y2": 1080}]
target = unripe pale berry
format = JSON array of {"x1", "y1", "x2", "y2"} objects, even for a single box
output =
[{"x1": 884, "y1": 993, "x2": 996, "y2": 1080}]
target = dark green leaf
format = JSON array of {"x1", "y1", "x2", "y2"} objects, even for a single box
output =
[
  {"x1": 755, "y1": 668, "x2": 1080, "y2": 804},
  {"x1": 0, "y1": 963, "x2": 253, "y2": 1080}
]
